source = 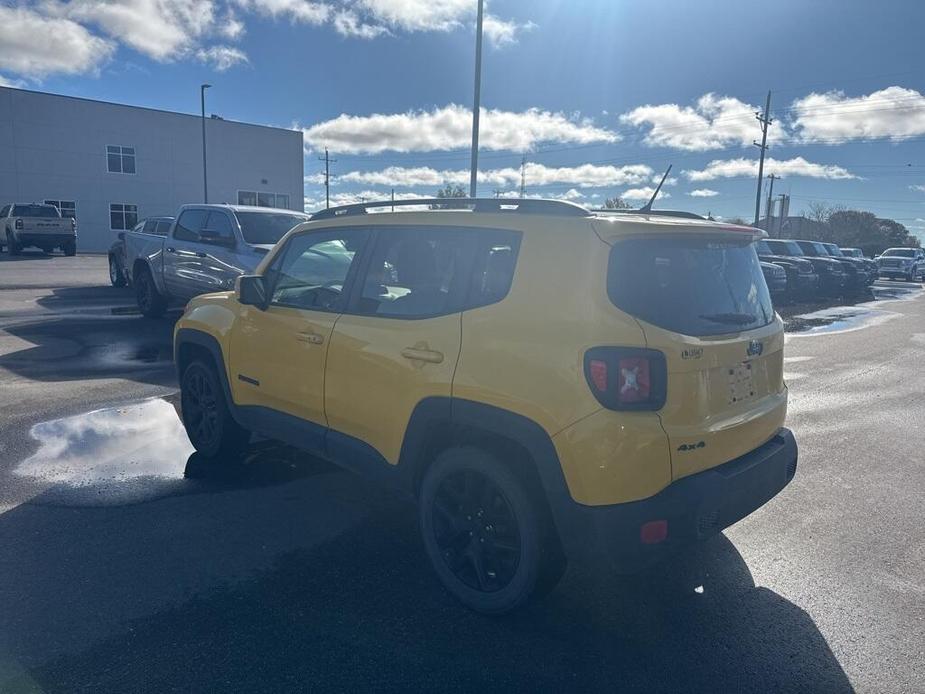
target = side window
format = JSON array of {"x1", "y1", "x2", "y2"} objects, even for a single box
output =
[
  {"x1": 201, "y1": 212, "x2": 235, "y2": 245},
  {"x1": 355, "y1": 227, "x2": 477, "y2": 319},
  {"x1": 466, "y1": 231, "x2": 521, "y2": 309},
  {"x1": 174, "y1": 210, "x2": 207, "y2": 242},
  {"x1": 142, "y1": 219, "x2": 157, "y2": 234},
  {"x1": 269, "y1": 229, "x2": 369, "y2": 312},
  {"x1": 0, "y1": 206, "x2": 9, "y2": 218},
  {"x1": 155, "y1": 220, "x2": 172, "y2": 236}
]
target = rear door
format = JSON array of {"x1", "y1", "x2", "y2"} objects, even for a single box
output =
[
  {"x1": 323, "y1": 225, "x2": 479, "y2": 466},
  {"x1": 607, "y1": 233, "x2": 786, "y2": 481}
]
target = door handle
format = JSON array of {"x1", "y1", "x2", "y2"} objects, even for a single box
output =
[
  {"x1": 196, "y1": 251, "x2": 207, "y2": 258},
  {"x1": 166, "y1": 246, "x2": 176, "y2": 254},
  {"x1": 296, "y1": 331, "x2": 324, "y2": 345},
  {"x1": 401, "y1": 347, "x2": 444, "y2": 364}
]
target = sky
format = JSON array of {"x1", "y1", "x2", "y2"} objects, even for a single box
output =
[{"x1": 2, "y1": 0, "x2": 925, "y2": 240}]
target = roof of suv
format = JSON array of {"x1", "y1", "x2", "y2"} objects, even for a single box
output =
[{"x1": 307, "y1": 197, "x2": 762, "y2": 237}]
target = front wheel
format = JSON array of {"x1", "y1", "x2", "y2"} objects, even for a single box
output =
[
  {"x1": 109, "y1": 255, "x2": 127, "y2": 287},
  {"x1": 63, "y1": 240, "x2": 76, "y2": 257},
  {"x1": 180, "y1": 360, "x2": 250, "y2": 459},
  {"x1": 419, "y1": 447, "x2": 563, "y2": 614},
  {"x1": 6, "y1": 233, "x2": 20, "y2": 256}
]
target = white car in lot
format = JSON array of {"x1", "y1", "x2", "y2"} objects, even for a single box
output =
[
  {"x1": 877, "y1": 247, "x2": 925, "y2": 282},
  {"x1": 1, "y1": 203, "x2": 77, "y2": 256},
  {"x1": 124, "y1": 204, "x2": 309, "y2": 317}
]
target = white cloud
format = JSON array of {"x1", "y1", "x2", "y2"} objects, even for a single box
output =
[
  {"x1": 688, "y1": 188, "x2": 719, "y2": 197},
  {"x1": 336, "y1": 163, "x2": 652, "y2": 189},
  {"x1": 304, "y1": 189, "x2": 427, "y2": 211},
  {"x1": 622, "y1": 187, "x2": 670, "y2": 202},
  {"x1": 684, "y1": 157, "x2": 857, "y2": 182},
  {"x1": 332, "y1": 9, "x2": 389, "y2": 37},
  {"x1": 0, "y1": 6, "x2": 114, "y2": 77},
  {"x1": 620, "y1": 93, "x2": 784, "y2": 151},
  {"x1": 303, "y1": 104, "x2": 619, "y2": 154},
  {"x1": 909, "y1": 185, "x2": 925, "y2": 193},
  {"x1": 482, "y1": 14, "x2": 534, "y2": 47},
  {"x1": 790, "y1": 86, "x2": 925, "y2": 143},
  {"x1": 50, "y1": 0, "x2": 217, "y2": 61},
  {"x1": 233, "y1": 0, "x2": 331, "y2": 24},
  {"x1": 196, "y1": 45, "x2": 248, "y2": 70}
]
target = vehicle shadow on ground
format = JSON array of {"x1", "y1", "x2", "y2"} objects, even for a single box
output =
[
  {"x1": 0, "y1": 251, "x2": 60, "y2": 262},
  {"x1": 0, "y1": 442, "x2": 852, "y2": 693},
  {"x1": 0, "y1": 314, "x2": 178, "y2": 387},
  {"x1": 32, "y1": 285, "x2": 135, "y2": 307}
]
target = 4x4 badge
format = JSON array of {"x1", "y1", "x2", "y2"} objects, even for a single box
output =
[{"x1": 747, "y1": 340, "x2": 763, "y2": 357}]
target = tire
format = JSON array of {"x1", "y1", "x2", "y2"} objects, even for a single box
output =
[
  {"x1": 135, "y1": 265, "x2": 167, "y2": 318},
  {"x1": 63, "y1": 240, "x2": 76, "y2": 257},
  {"x1": 109, "y1": 255, "x2": 127, "y2": 287},
  {"x1": 6, "y1": 233, "x2": 20, "y2": 256},
  {"x1": 180, "y1": 360, "x2": 250, "y2": 459},
  {"x1": 419, "y1": 446, "x2": 562, "y2": 614}
]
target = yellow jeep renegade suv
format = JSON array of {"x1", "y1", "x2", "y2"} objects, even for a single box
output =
[{"x1": 174, "y1": 198, "x2": 797, "y2": 614}]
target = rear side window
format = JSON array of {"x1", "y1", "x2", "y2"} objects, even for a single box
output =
[
  {"x1": 155, "y1": 220, "x2": 172, "y2": 236},
  {"x1": 142, "y1": 219, "x2": 157, "y2": 234},
  {"x1": 608, "y1": 236, "x2": 773, "y2": 337}
]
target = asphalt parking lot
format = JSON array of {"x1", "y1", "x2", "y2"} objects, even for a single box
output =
[{"x1": 1, "y1": 253, "x2": 923, "y2": 693}]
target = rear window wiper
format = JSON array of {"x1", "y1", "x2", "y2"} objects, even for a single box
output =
[{"x1": 698, "y1": 312, "x2": 757, "y2": 325}]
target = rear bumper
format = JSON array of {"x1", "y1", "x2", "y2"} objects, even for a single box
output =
[
  {"x1": 554, "y1": 428, "x2": 798, "y2": 572},
  {"x1": 16, "y1": 232, "x2": 75, "y2": 246}
]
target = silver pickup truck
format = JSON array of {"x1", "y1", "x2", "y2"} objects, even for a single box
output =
[
  {"x1": 125, "y1": 204, "x2": 309, "y2": 317},
  {"x1": 2, "y1": 203, "x2": 77, "y2": 256}
]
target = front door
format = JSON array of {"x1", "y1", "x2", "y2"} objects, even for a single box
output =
[
  {"x1": 324, "y1": 226, "x2": 479, "y2": 465},
  {"x1": 196, "y1": 210, "x2": 243, "y2": 294},
  {"x1": 164, "y1": 208, "x2": 208, "y2": 300},
  {"x1": 228, "y1": 227, "x2": 370, "y2": 434}
]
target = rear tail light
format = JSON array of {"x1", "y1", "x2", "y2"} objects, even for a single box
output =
[
  {"x1": 584, "y1": 347, "x2": 667, "y2": 411},
  {"x1": 15, "y1": 219, "x2": 23, "y2": 230}
]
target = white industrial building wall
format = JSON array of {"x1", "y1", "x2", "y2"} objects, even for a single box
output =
[{"x1": 0, "y1": 87, "x2": 304, "y2": 251}]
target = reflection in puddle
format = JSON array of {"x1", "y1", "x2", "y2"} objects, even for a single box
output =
[
  {"x1": 15, "y1": 399, "x2": 194, "y2": 504},
  {"x1": 15, "y1": 398, "x2": 335, "y2": 507},
  {"x1": 783, "y1": 284, "x2": 920, "y2": 335}
]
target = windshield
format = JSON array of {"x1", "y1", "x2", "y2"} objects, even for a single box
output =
[
  {"x1": 823, "y1": 244, "x2": 844, "y2": 257},
  {"x1": 766, "y1": 239, "x2": 804, "y2": 256},
  {"x1": 608, "y1": 236, "x2": 773, "y2": 337},
  {"x1": 796, "y1": 241, "x2": 829, "y2": 257},
  {"x1": 235, "y1": 211, "x2": 307, "y2": 245},
  {"x1": 12, "y1": 204, "x2": 60, "y2": 218},
  {"x1": 756, "y1": 240, "x2": 772, "y2": 254},
  {"x1": 883, "y1": 248, "x2": 916, "y2": 258}
]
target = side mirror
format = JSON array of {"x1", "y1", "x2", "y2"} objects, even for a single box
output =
[
  {"x1": 199, "y1": 230, "x2": 235, "y2": 247},
  {"x1": 237, "y1": 275, "x2": 268, "y2": 309}
]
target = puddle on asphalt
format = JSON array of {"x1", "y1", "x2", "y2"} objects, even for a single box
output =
[
  {"x1": 14, "y1": 398, "x2": 334, "y2": 507},
  {"x1": 783, "y1": 284, "x2": 921, "y2": 335}
]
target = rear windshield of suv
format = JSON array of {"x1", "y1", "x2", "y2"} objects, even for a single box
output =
[
  {"x1": 608, "y1": 236, "x2": 773, "y2": 337},
  {"x1": 235, "y1": 211, "x2": 307, "y2": 245},
  {"x1": 882, "y1": 248, "x2": 916, "y2": 258},
  {"x1": 12, "y1": 204, "x2": 59, "y2": 218}
]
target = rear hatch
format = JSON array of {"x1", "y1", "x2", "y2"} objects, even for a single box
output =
[{"x1": 601, "y1": 221, "x2": 787, "y2": 481}]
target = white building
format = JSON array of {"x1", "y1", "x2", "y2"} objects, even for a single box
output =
[{"x1": 0, "y1": 86, "x2": 304, "y2": 251}]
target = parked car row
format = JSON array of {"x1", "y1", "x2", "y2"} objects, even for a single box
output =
[{"x1": 756, "y1": 238, "x2": 884, "y2": 301}]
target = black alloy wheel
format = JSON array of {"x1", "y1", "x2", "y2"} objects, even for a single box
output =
[{"x1": 432, "y1": 468, "x2": 522, "y2": 593}]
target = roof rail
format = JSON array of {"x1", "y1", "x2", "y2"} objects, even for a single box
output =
[
  {"x1": 596, "y1": 209, "x2": 706, "y2": 220},
  {"x1": 309, "y1": 197, "x2": 592, "y2": 221}
]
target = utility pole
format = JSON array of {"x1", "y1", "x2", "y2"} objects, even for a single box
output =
[
  {"x1": 318, "y1": 148, "x2": 336, "y2": 209},
  {"x1": 753, "y1": 90, "x2": 772, "y2": 226},
  {"x1": 493, "y1": 189, "x2": 504, "y2": 199},
  {"x1": 519, "y1": 153, "x2": 527, "y2": 198},
  {"x1": 391, "y1": 188, "x2": 395, "y2": 212},
  {"x1": 765, "y1": 173, "x2": 779, "y2": 235},
  {"x1": 468, "y1": 0, "x2": 485, "y2": 198},
  {"x1": 200, "y1": 83, "x2": 211, "y2": 203}
]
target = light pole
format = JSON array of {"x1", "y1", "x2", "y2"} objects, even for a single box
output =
[
  {"x1": 468, "y1": 0, "x2": 484, "y2": 199},
  {"x1": 201, "y1": 83, "x2": 211, "y2": 203}
]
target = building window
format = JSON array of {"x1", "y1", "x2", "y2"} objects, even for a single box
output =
[
  {"x1": 110, "y1": 203, "x2": 138, "y2": 230},
  {"x1": 106, "y1": 145, "x2": 136, "y2": 174},
  {"x1": 238, "y1": 190, "x2": 290, "y2": 209},
  {"x1": 44, "y1": 200, "x2": 77, "y2": 219}
]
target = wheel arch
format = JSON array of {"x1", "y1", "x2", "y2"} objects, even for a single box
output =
[{"x1": 175, "y1": 328, "x2": 234, "y2": 409}]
